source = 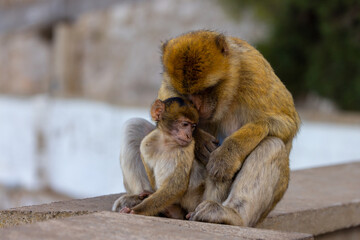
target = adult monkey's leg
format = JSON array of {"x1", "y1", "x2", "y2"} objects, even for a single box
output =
[{"x1": 190, "y1": 137, "x2": 289, "y2": 227}]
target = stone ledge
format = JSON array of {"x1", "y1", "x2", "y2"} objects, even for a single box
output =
[
  {"x1": 0, "y1": 194, "x2": 121, "y2": 228},
  {"x1": 1, "y1": 162, "x2": 359, "y2": 237},
  {"x1": 0, "y1": 211, "x2": 313, "y2": 240},
  {"x1": 258, "y1": 162, "x2": 360, "y2": 235}
]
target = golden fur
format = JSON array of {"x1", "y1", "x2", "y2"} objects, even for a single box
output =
[
  {"x1": 113, "y1": 30, "x2": 300, "y2": 226},
  {"x1": 158, "y1": 30, "x2": 300, "y2": 226}
]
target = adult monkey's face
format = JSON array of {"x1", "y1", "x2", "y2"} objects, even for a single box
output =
[
  {"x1": 186, "y1": 87, "x2": 218, "y2": 121},
  {"x1": 161, "y1": 31, "x2": 230, "y2": 121}
]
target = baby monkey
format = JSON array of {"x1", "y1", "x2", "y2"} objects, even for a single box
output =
[{"x1": 112, "y1": 97, "x2": 206, "y2": 218}]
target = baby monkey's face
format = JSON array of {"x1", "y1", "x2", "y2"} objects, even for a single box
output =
[
  {"x1": 171, "y1": 116, "x2": 197, "y2": 146},
  {"x1": 150, "y1": 97, "x2": 199, "y2": 146}
]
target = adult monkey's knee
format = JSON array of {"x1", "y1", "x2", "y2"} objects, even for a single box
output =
[
  {"x1": 120, "y1": 118, "x2": 155, "y2": 194},
  {"x1": 223, "y1": 137, "x2": 289, "y2": 226}
]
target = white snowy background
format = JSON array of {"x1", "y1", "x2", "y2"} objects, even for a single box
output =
[{"x1": 0, "y1": 95, "x2": 359, "y2": 198}]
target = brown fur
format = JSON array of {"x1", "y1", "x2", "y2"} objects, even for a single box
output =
[
  {"x1": 158, "y1": 30, "x2": 300, "y2": 226},
  {"x1": 113, "y1": 98, "x2": 206, "y2": 217}
]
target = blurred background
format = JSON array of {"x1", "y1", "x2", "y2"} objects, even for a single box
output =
[{"x1": 0, "y1": 0, "x2": 359, "y2": 210}]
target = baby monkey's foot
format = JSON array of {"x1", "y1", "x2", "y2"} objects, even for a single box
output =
[{"x1": 112, "y1": 190, "x2": 153, "y2": 212}]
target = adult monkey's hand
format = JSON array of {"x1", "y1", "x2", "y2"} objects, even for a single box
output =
[
  {"x1": 207, "y1": 122, "x2": 269, "y2": 181},
  {"x1": 193, "y1": 128, "x2": 218, "y2": 166}
]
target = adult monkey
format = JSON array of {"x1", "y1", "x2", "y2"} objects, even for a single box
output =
[{"x1": 118, "y1": 30, "x2": 300, "y2": 227}]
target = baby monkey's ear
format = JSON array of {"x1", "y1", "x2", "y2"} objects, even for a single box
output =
[{"x1": 151, "y1": 99, "x2": 165, "y2": 122}]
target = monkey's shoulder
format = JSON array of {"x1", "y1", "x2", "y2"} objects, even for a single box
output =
[{"x1": 139, "y1": 129, "x2": 162, "y2": 155}]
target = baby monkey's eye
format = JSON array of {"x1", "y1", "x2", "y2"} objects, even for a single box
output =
[{"x1": 181, "y1": 122, "x2": 190, "y2": 127}]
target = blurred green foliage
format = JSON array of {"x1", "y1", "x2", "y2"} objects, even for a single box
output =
[{"x1": 220, "y1": 0, "x2": 360, "y2": 110}]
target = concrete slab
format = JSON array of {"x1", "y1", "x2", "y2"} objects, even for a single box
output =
[
  {"x1": 259, "y1": 162, "x2": 360, "y2": 235},
  {"x1": 0, "y1": 194, "x2": 122, "y2": 228},
  {"x1": 316, "y1": 226, "x2": 360, "y2": 240},
  {"x1": 0, "y1": 211, "x2": 313, "y2": 240},
  {"x1": 1, "y1": 162, "x2": 359, "y2": 236}
]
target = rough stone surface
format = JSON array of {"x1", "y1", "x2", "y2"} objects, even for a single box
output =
[
  {"x1": 316, "y1": 226, "x2": 360, "y2": 240},
  {"x1": 0, "y1": 211, "x2": 313, "y2": 240},
  {"x1": 0, "y1": 184, "x2": 71, "y2": 211},
  {"x1": 0, "y1": 31, "x2": 51, "y2": 96},
  {"x1": 259, "y1": 162, "x2": 360, "y2": 235},
  {"x1": 0, "y1": 194, "x2": 121, "y2": 228},
  {"x1": 0, "y1": 0, "x2": 266, "y2": 105},
  {"x1": 11, "y1": 193, "x2": 121, "y2": 212},
  {"x1": 1, "y1": 162, "x2": 359, "y2": 236}
]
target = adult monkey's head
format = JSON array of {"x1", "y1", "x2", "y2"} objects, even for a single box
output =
[{"x1": 161, "y1": 30, "x2": 233, "y2": 122}]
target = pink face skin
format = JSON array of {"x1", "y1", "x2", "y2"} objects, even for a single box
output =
[
  {"x1": 171, "y1": 117, "x2": 196, "y2": 146},
  {"x1": 187, "y1": 94, "x2": 216, "y2": 121}
]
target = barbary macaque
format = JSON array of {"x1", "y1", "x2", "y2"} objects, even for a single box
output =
[
  {"x1": 112, "y1": 97, "x2": 206, "y2": 218},
  {"x1": 115, "y1": 30, "x2": 300, "y2": 226}
]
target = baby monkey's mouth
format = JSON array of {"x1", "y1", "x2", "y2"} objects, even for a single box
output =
[{"x1": 176, "y1": 138, "x2": 192, "y2": 146}]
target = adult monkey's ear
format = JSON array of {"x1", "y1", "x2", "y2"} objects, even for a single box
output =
[
  {"x1": 215, "y1": 33, "x2": 228, "y2": 56},
  {"x1": 151, "y1": 99, "x2": 165, "y2": 122},
  {"x1": 160, "y1": 40, "x2": 168, "y2": 54},
  {"x1": 160, "y1": 40, "x2": 169, "y2": 69}
]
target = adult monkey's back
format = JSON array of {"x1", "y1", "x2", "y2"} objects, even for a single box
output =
[
  {"x1": 158, "y1": 30, "x2": 300, "y2": 226},
  {"x1": 117, "y1": 30, "x2": 300, "y2": 227}
]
